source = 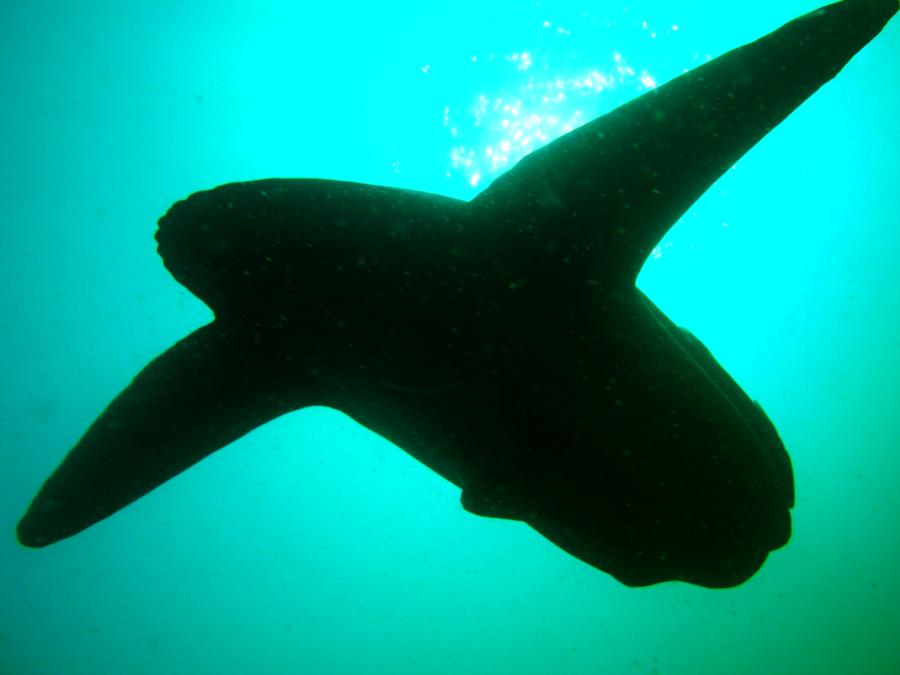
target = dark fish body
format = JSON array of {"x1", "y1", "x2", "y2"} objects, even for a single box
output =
[{"x1": 17, "y1": 0, "x2": 898, "y2": 587}]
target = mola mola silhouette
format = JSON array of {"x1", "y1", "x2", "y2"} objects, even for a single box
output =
[{"x1": 17, "y1": 0, "x2": 898, "y2": 587}]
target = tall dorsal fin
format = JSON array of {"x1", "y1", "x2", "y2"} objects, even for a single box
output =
[{"x1": 472, "y1": 0, "x2": 898, "y2": 284}]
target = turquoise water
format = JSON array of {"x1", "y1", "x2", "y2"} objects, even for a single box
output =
[{"x1": 2, "y1": 0, "x2": 898, "y2": 673}]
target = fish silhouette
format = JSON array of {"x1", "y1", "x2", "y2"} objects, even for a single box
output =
[{"x1": 17, "y1": 0, "x2": 897, "y2": 587}]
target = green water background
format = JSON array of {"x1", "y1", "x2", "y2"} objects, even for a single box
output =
[{"x1": 1, "y1": 1, "x2": 898, "y2": 673}]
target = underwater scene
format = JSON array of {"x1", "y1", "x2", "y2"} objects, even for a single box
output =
[{"x1": 2, "y1": 0, "x2": 898, "y2": 673}]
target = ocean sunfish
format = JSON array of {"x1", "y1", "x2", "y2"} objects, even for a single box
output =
[{"x1": 17, "y1": 0, "x2": 898, "y2": 587}]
